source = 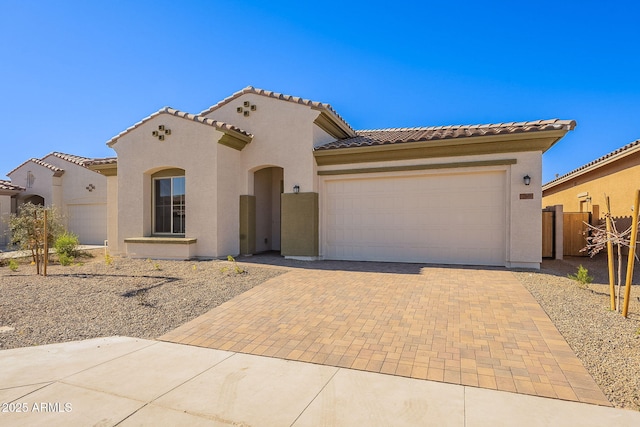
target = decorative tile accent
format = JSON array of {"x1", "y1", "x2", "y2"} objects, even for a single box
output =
[
  {"x1": 86, "y1": 184, "x2": 96, "y2": 192},
  {"x1": 236, "y1": 102, "x2": 257, "y2": 117},
  {"x1": 152, "y1": 125, "x2": 172, "y2": 141}
]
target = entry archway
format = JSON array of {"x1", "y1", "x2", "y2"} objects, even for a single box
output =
[{"x1": 253, "y1": 166, "x2": 283, "y2": 253}]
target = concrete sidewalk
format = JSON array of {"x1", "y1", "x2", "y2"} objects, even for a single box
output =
[{"x1": 1, "y1": 337, "x2": 638, "y2": 426}]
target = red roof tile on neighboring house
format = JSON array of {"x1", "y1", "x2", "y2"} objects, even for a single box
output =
[
  {"x1": 315, "y1": 119, "x2": 576, "y2": 151},
  {"x1": 0, "y1": 180, "x2": 25, "y2": 192},
  {"x1": 543, "y1": 139, "x2": 640, "y2": 188}
]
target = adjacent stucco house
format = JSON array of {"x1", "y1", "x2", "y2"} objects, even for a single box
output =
[
  {"x1": 6, "y1": 152, "x2": 113, "y2": 245},
  {"x1": 0, "y1": 180, "x2": 24, "y2": 247},
  {"x1": 90, "y1": 86, "x2": 575, "y2": 269},
  {"x1": 542, "y1": 140, "x2": 640, "y2": 223}
]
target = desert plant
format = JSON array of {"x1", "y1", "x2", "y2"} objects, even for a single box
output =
[
  {"x1": 7, "y1": 203, "x2": 63, "y2": 275},
  {"x1": 105, "y1": 252, "x2": 114, "y2": 266},
  {"x1": 58, "y1": 252, "x2": 73, "y2": 266},
  {"x1": 227, "y1": 255, "x2": 245, "y2": 274},
  {"x1": 55, "y1": 232, "x2": 79, "y2": 258},
  {"x1": 8, "y1": 259, "x2": 18, "y2": 272},
  {"x1": 568, "y1": 265, "x2": 593, "y2": 287}
]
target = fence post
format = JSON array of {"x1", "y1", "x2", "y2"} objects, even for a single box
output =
[{"x1": 622, "y1": 190, "x2": 640, "y2": 317}]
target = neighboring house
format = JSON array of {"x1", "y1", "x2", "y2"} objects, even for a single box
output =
[
  {"x1": 6, "y1": 152, "x2": 115, "y2": 245},
  {"x1": 0, "y1": 180, "x2": 24, "y2": 247},
  {"x1": 542, "y1": 140, "x2": 640, "y2": 223},
  {"x1": 88, "y1": 86, "x2": 575, "y2": 269}
]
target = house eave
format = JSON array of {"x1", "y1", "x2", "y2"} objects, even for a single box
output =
[
  {"x1": 313, "y1": 110, "x2": 355, "y2": 139},
  {"x1": 87, "y1": 163, "x2": 118, "y2": 176},
  {"x1": 314, "y1": 129, "x2": 569, "y2": 166},
  {"x1": 543, "y1": 142, "x2": 640, "y2": 191}
]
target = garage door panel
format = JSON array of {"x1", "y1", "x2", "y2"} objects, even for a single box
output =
[
  {"x1": 324, "y1": 171, "x2": 506, "y2": 266},
  {"x1": 67, "y1": 204, "x2": 107, "y2": 245}
]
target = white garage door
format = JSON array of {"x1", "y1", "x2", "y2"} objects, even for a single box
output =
[
  {"x1": 67, "y1": 204, "x2": 107, "y2": 245},
  {"x1": 323, "y1": 170, "x2": 507, "y2": 266}
]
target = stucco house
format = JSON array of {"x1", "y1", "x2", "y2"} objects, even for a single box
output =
[
  {"x1": 6, "y1": 152, "x2": 114, "y2": 245},
  {"x1": 542, "y1": 140, "x2": 640, "y2": 223},
  {"x1": 89, "y1": 86, "x2": 575, "y2": 269}
]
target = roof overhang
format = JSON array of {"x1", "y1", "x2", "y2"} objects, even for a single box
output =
[
  {"x1": 313, "y1": 110, "x2": 354, "y2": 139},
  {"x1": 543, "y1": 141, "x2": 640, "y2": 191},
  {"x1": 314, "y1": 129, "x2": 570, "y2": 166},
  {"x1": 87, "y1": 162, "x2": 118, "y2": 176}
]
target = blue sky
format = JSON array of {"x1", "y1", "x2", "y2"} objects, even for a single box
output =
[{"x1": 1, "y1": 0, "x2": 639, "y2": 183}]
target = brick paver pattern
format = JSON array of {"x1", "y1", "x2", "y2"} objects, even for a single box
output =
[{"x1": 160, "y1": 264, "x2": 610, "y2": 406}]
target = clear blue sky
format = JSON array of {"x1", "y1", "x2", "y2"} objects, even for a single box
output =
[{"x1": 2, "y1": 0, "x2": 639, "y2": 183}]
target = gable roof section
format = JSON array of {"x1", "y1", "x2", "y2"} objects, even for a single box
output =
[
  {"x1": 106, "y1": 107, "x2": 253, "y2": 148},
  {"x1": 0, "y1": 179, "x2": 25, "y2": 195},
  {"x1": 48, "y1": 152, "x2": 93, "y2": 167},
  {"x1": 6, "y1": 158, "x2": 65, "y2": 177},
  {"x1": 314, "y1": 119, "x2": 576, "y2": 166},
  {"x1": 199, "y1": 86, "x2": 356, "y2": 139},
  {"x1": 543, "y1": 139, "x2": 640, "y2": 190}
]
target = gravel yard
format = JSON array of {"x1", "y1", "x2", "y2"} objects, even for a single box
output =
[
  {"x1": 516, "y1": 255, "x2": 640, "y2": 411},
  {"x1": 0, "y1": 251, "x2": 285, "y2": 350},
  {"x1": 1, "y1": 250, "x2": 639, "y2": 410}
]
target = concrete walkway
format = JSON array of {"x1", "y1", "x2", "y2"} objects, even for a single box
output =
[
  {"x1": 1, "y1": 336, "x2": 639, "y2": 426},
  {"x1": 161, "y1": 265, "x2": 608, "y2": 405}
]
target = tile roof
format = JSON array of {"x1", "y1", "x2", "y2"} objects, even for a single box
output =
[
  {"x1": 315, "y1": 119, "x2": 576, "y2": 150},
  {"x1": 198, "y1": 86, "x2": 355, "y2": 135},
  {"x1": 84, "y1": 157, "x2": 117, "y2": 167},
  {"x1": 0, "y1": 180, "x2": 24, "y2": 192},
  {"x1": 107, "y1": 107, "x2": 253, "y2": 147},
  {"x1": 49, "y1": 152, "x2": 93, "y2": 167},
  {"x1": 543, "y1": 139, "x2": 640, "y2": 188},
  {"x1": 6, "y1": 158, "x2": 65, "y2": 177}
]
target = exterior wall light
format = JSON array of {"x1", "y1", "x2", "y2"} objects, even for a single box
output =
[
  {"x1": 293, "y1": 185, "x2": 300, "y2": 194},
  {"x1": 523, "y1": 175, "x2": 531, "y2": 185}
]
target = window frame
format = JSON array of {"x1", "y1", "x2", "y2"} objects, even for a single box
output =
[{"x1": 152, "y1": 175, "x2": 186, "y2": 236}]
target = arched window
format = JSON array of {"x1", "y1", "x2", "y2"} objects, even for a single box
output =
[{"x1": 152, "y1": 169, "x2": 185, "y2": 235}]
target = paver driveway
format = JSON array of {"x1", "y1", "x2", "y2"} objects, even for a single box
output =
[{"x1": 160, "y1": 261, "x2": 609, "y2": 406}]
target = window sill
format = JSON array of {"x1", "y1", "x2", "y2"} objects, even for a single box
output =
[{"x1": 124, "y1": 237, "x2": 197, "y2": 245}]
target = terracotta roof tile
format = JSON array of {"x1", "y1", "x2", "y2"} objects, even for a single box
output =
[
  {"x1": 84, "y1": 157, "x2": 117, "y2": 167},
  {"x1": 315, "y1": 119, "x2": 576, "y2": 150},
  {"x1": 49, "y1": 152, "x2": 93, "y2": 167},
  {"x1": 198, "y1": 86, "x2": 355, "y2": 135},
  {"x1": 6, "y1": 158, "x2": 65, "y2": 177},
  {"x1": 543, "y1": 139, "x2": 640, "y2": 188},
  {"x1": 107, "y1": 107, "x2": 253, "y2": 147},
  {"x1": 0, "y1": 180, "x2": 24, "y2": 192}
]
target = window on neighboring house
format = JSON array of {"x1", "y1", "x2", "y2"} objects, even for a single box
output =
[{"x1": 153, "y1": 176, "x2": 185, "y2": 235}]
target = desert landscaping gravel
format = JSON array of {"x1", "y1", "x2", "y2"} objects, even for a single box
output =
[
  {"x1": 1, "y1": 250, "x2": 639, "y2": 411},
  {"x1": 516, "y1": 256, "x2": 640, "y2": 411},
  {"x1": 0, "y1": 251, "x2": 284, "y2": 351}
]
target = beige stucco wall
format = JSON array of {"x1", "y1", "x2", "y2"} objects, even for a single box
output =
[
  {"x1": 41, "y1": 154, "x2": 107, "y2": 207},
  {"x1": 542, "y1": 163, "x2": 640, "y2": 220},
  {"x1": 106, "y1": 175, "x2": 118, "y2": 252},
  {"x1": 203, "y1": 94, "x2": 320, "y2": 195},
  {"x1": 317, "y1": 150, "x2": 543, "y2": 268},
  {"x1": 111, "y1": 113, "x2": 223, "y2": 257},
  {"x1": 8, "y1": 163, "x2": 58, "y2": 208},
  {"x1": 215, "y1": 141, "x2": 242, "y2": 256}
]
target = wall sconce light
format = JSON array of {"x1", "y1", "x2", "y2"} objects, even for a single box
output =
[
  {"x1": 523, "y1": 175, "x2": 531, "y2": 186},
  {"x1": 293, "y1": 185, "x2": 300, "y2": 194}
]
